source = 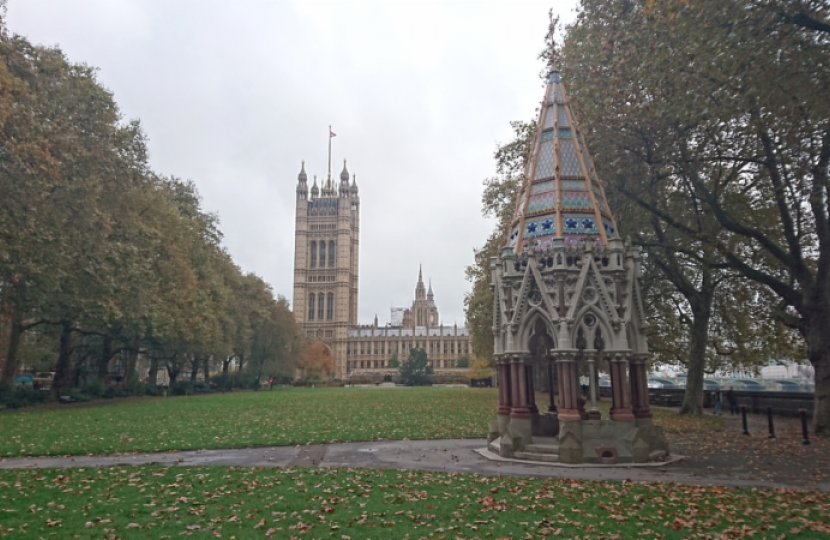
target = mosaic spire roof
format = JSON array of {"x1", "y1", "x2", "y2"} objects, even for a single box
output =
[{"x1": 507, "y1": 52, "x2": 617, "y2": 253}]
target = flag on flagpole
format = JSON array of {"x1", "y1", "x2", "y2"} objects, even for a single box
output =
[{"x1": 330, "y1": 130, "x2": 337, "y2": 137}]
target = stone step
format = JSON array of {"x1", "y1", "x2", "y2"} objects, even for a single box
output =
[
  {"x1": 525, "y1": 443, "x2": 560, "y2": 454},
  {"x1": 513, "y1": 450, "x2": 560, "y2": 463}
]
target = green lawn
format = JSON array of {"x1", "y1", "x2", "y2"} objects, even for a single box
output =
[
  {"x1": 2, "y1": 466, "x2": 827, "y2": 539},
  {"x1": 0, "y1": 387, "x2": 719, "y2": 458}
]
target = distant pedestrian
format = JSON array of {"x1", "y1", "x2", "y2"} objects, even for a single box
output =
[
  {"x1": 726, "y1": 386, "x2": 738, "y2": 415},
  {"x1": 269, "y1": 378, "x2": 274, "y2": 390},
  {"x1": 713, "y1": 388, "x2": 722, "y2": 415}
]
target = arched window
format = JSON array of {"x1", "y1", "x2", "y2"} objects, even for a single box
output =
[
  {"x1": 319, "y1": 242, "x2": 326, "y2": 267},
  {"x1": 318, "y1": 294, "x2": 325, "y2": 320},
  {"x1": 329, "y1": 241, "x2": 335, "y2": 267},
  {"x1": 308, "y1": 293, "x2": 315, "y2": 320},
  {"x1": 327, "y1": 293, "x2": 334, "y2": 320},
  {"x1": 310, "y1": 242, "x2": 317, "y2": 268}
]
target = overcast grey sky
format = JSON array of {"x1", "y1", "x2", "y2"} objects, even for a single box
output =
[{"x1": 7, "y1": 0, "x2": 579, "y2": 326}]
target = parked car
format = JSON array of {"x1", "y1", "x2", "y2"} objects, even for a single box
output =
[
  {"x1": 14, "y1": 373, "x2": 34, "y2": 388},
  {"x1": 647, "y1": 377, "x2": 679, "y2": 389},
  {"x1": 33, "y1": 372, "x2": 55, "y2": 391},
  {"x1": 597, "y1": 378, "x2": 612, "y2": 397}
]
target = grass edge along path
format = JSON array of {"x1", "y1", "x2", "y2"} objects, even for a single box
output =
[
  {"x1": 0, "y1": 387, "x2": 720, "y2": 458},
  {"x1": 1, "y1": 465, "x2": 827, "y2": 539}
]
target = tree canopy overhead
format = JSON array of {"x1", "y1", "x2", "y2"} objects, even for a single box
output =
[{"x1": 563, "y1": 0, "x2": 830, "y2": 432}]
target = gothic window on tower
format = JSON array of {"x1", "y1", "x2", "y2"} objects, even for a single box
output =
[
  {"x1": 308, "y1": 293, "x2": 315, "y2": 320},
  {"x1": 328, "y1": 241, "x2": 335, "y2": 268},
  {"x1": 310, "y1": 242, "x2": 317, "y2": 268},
  {"x1": 318, "y1": 294, "x2": 324, "y2": 321},
  {"x1": 326, "y1": 293, "x2": 334, "y2": 320},
  {"x1": 319, "y1": 243, "x2": 326, "y2": 267}
]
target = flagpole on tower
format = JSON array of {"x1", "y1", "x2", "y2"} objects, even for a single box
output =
[{"x1": 328, "y1": 125, "x2": 332, "y2": 181}]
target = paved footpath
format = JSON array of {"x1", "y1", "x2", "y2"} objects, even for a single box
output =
[{"x1": 1, "y1": 413, "x2": 827, "y2": 491}]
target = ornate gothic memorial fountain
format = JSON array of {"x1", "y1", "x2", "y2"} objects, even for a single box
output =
[{"x1": 487, "y1": 28, "x2": 669, "y2": 465}]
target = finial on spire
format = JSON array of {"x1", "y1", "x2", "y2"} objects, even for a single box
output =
[
  {"x1": 546, "y1": 10, "x2": 560, "y2": 72},
  {"x1": 340, "y1": 159, "x2": 350, "y2": 182},
  {"x1": 298, "y1": 160, "x2": 307, "y2": 182}
]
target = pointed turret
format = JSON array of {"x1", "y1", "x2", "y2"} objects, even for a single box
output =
[
  {"x1": 296, "y1": 161, "x2": 308, "y2": 199},
  {"x1": 415, "y1": 265, "x2": 426, "y2": 300},
  {"x1": 350, "y1": 174, "x2": 359, "y2": 195},
  {"x1": 311, "y1": 175, "x2": 319, "y2": 198},
  {"x1": 298, "y1": 160, "x2": 308, "y2": 183},
  {"x1": 427, "y1": 279, "x2": 434, "y2": 300},
  {"x1": 340, "y1": 160, "x2": 350, "y2": 197},
  {"x1": 321, "y1": 172, "x2": 333, "y2": 198},
  {"x1": 507, "y1": 30, "x2": 617, "y2": 253}
]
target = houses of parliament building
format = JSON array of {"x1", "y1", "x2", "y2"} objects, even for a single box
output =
[{"x1": 292, "y1": 160, "x2": 472, "y2": 378}]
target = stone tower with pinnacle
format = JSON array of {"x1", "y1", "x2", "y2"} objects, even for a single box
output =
[{"x1": 293, "y1": 160, "x2": 360, "y2": 376}]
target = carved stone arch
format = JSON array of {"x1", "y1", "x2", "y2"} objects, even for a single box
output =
[
  {"x1": 517, "y1": 307, "x2": 558, "y2": 349},
  {"x1": 571, "y1": 305, "x2": 613, "y2": 352}
]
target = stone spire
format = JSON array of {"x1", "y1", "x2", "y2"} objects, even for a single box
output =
[
  {"x1": 415, "y1": 265, "x2": 426, "y2": 300},
  {"x1": 339, "y1": 160, "x2": 350, "y2": 197},
  {"x1": 296, "y1": 161, "x2": 308, "y2": 199},
  {"x1": 298, "y1": 160, "x2": 308, "y2": 183},
  {"x1": 427, "y1": 278, "x2": 434, "y2": 299},
  {"x1": 311, "y1": 175, "x2": 319, "y2": 198},
  {"x1": 507, "y1": 25, "x2": 617, "y2": 253}
]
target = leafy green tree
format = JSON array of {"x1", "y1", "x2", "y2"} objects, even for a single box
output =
[
  {"x1": 464, "y1": 120, "x2": 533, "y2": 365},
  {"x1": 563, "y1": 0, "x2": 827, "y2": 430},
  {"x1": 467, "y1": 354, "x2": 494, "y2": 380},
  {"x1": 399, "y1": 348, "x2": 433, "y2": 386},
  {"x1": 388, "y1": 352, "x2": 400, "y2": 368},
  {"x1": 455, "y1": 355, "x2": 470, "y2": 368},
  {"x1": 0, "y1": 30, "x2": 304, "y2": 400}
]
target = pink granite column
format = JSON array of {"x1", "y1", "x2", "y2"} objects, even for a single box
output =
[
  {"x1": 546, "y1": 355, "x2": 557, "y2": 413},
  {"x1": 525, "y1": 360, "x2": 539, "y2": 414},
  {"x1": 609, "y1": 352, "x2": 635, "y2": 420},
  {"x1": 510, "y1": 354, "x2": 531, "y2": 419},
  {"x1": 629, "y1": 354, "x2": 652, "y2": 418},
  {"x1": 555, "y1": 351, "x2": 580, "y2": 421},
  {"x1": 497, "y1": 357, "x2": 512, "y2": 418}
]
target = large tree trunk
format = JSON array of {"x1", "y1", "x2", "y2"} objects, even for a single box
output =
[
  {"x1": 679, "y1": 294, "x2": 713, "y2": 415},
  {"x1": 98, "y1": 336, "x2": 113, "y2": 381},
  {"x1": 166, "y1": 357, "x2": 181, "y2": 389},
  {"x1": 124, "y1": 345, "x2": 139, "y2": 382},
  {"x1": 53, "y1": 322, "x2": 74, "y2": 394},
  {"x1": 148, "y1": 356, "x2": 159, "y2": 386},
  {"x1": 804, "y1": 305, "x2": 830, "y2": 435},
  {"x1": 1, "y1": 309, "x2": 24, "y2": 387},
  {"x1": 190, "y1": 356, "x2": 199, "y2": 381}
]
